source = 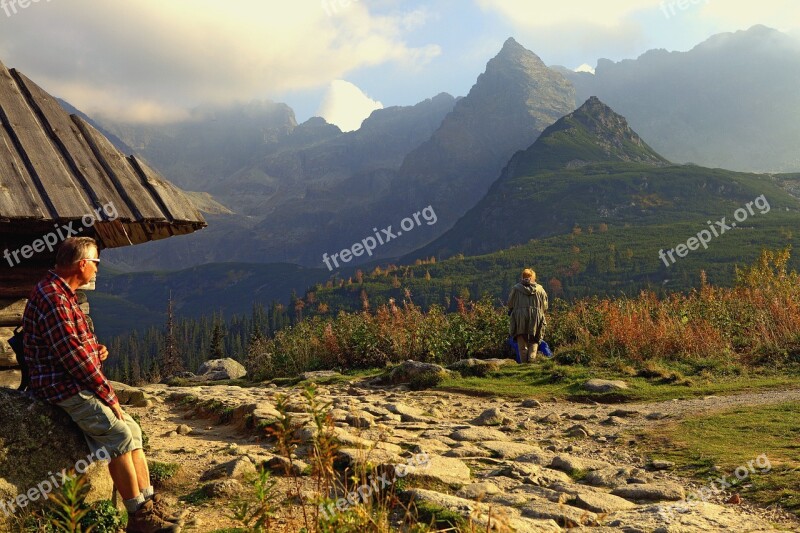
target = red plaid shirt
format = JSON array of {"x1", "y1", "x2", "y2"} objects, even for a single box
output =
[{"x1": 22, "y1": 271, "x2": 117, "y2": 406}]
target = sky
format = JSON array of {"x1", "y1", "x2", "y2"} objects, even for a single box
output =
[{"x1": 1, "y1": 0, "x2": 799, "y2": 131}]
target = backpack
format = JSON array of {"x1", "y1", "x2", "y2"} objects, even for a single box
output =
[{"x1": 7, "y1": 326, "x2": 30, "y2": 391}]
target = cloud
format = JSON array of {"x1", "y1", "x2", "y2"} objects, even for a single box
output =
[
  {"x1": 317, "y1": 80, "x2": 383, "y2": 132},
  {"x1": 700, "y1": 1, "x2": 800, "y2": 32},
  {"x1": 0, "y1": 0, "x2": 439, "y2": 123},
  {"x1": 475, "y1": 0, "x2": 661, "y2": 29}
]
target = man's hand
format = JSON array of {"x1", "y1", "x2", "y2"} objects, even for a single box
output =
[
  {"x1": 110, "y1": 402, "x2": 124, "y2": 421},
  {"x1": 98, "y1": 345, "x2": 109, "y2": 362}
]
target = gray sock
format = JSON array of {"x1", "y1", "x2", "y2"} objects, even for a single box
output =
[
  {"x1": 142, "y1": 485, "x2": 154, "y2": 500},
  {"x1": 124, "y1": 493, "x2": 146, "y2": 514}
]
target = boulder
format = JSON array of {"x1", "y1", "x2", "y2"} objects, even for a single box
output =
[
  {"x1": 583, "y1": 379, "x2": 628, "y2": 393},
  {"x1": 109, "y1": 381, "x2": 149, "y2": 405},
  {"x1": 448, "y1": 358, "x2": 513, "y2": 377},
  {"x1": 197, "y1": 358, "x2": 247, "y2": 381},
  {"x1": 379, "y1": 360, "x2": 453, "y2": 389},
  {"x1": 0, "y1": 389, "x2": 114, "y2": 527}
]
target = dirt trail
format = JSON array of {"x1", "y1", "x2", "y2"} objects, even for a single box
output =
[{"x1": 127, "y1": 381, "x2": 800, "y2": 532}]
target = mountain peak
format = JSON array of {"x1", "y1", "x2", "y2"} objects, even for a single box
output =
[
  {"x1": 512, "y1": 97, "x2": 669, "y2": 172},
  {"x1": 491, "y1": 37, "x2": 545, "y2": 68}
]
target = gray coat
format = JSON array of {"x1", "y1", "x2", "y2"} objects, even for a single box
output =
[{"x1": 507, "y1": 281, "x2": 548, "y2": 339}]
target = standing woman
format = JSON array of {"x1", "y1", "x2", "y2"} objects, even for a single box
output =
[{"x1": 507, "y1": 269, "x2": 548, "y2": 363}]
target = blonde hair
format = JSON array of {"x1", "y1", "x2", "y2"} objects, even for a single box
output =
[{"x1": 521, "y1": 268, "x2": 535, "y2": 281}]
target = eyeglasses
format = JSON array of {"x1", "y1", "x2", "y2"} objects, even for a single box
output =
[{"x1": 81, "y1": 258, "x2": 100, "y2": 264}]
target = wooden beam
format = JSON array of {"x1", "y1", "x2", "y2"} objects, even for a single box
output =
[{"x1": 0, "y1": 298, "x2": 25, "y2": 327}]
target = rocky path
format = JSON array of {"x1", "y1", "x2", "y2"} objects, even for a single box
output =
[{"x1": 126, "y1": 378, "x2": 800, "y2": 532}]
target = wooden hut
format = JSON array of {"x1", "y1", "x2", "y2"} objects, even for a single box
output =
[{"x1": 0, "y1": 59, "x2": 206, "y2": 387}]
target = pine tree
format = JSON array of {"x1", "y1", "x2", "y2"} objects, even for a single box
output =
[{"x1": 161, "y1": 294, "x2": 183, "y2": 378}]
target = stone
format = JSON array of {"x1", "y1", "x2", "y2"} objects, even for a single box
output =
[
  {"x1": 457, "y1": 482, "x2": 501, "y2": 500},
  {"x1": 197, "y1": 358, "x2": 247, "y2": 381},
  {"x1": 611, "y1": 482, "x2": 685, "y2": 502},
  {"x1": 266, "y1": 456, "x2": 309, "y2": 476},
  {"x1": 345, "y1": 410, "x2": 376, "y2": 428},
  {"x1": 0, "y1": 389, "x2": 114, "y2": 528},
  {"x1": 404, "y1": 455, "x2": 471, "y2": 486},
  {"x1": 380, "y1": 360, "x2": 453, "y2": 389},
  {"x1": 550, "y1": 454, "x2": 614, "y2": 474},
  {"x1": 200, "y1": 457, "x2": 257, "y2": 481},
  {"x1": 650, "y1": 460, "x2": 675, "y2": 471},
  {"x1": 481, "y1": 441, "x2": 543, "y2": 459},
  {"x1": 522, "y1": 500, "x2": 599, "y2": 527},
  {"x1": 335, "y1": 448, "x2": 402, "y2": 472},
  {"x1": 444, "y1": 444, "x2": 492, "y2": 458},
  {"x1": 521, "y1": 399, "x2": 542, "y2": 408},
  {"x1": 609, "y1": 409, "x2": 640, "y2": 418},
  {"x1": 472, "y1": 407, "x2": 509, "y2": 426},
  {"x1": 385, "y1": 402, "x2": 426, "y2": 420},
  {"x1": 646, "y1": 412, "x2": 669, "y2": 420},
  {"x1": 565, "y1": 424, "x2": 592, "y2": 438},
  {"x1": 450, "y1": 427, "x2": 509, "y2": 442},
  {"x1": 202, "y1": 479, "x2": 244, "y2": 498},
  {"x1": 583, "y1": 379, "x2": 628, "y2": 392},
  {"x1": 110, "y1": 381, "x2": 148, "y2": 405},
  {"x1": 0, "y1": 369, "x2": 21, "y2": 389},
  {"x1": 584, "y1": 467, "x2": 635, "y2": 488},
  {"x1": 176, "y1": 424, "x2": 193, "y2": 436},
  {"x1": 538, "y1": 413, "x2": 562, "y2": 424},
  {"x1": 301, "y1": 370, "x2": 340, "y2": 380},
  {"x1": 448, "y1": 358, "x2": 513, "y2": 377},
  {"x1": 573, "y1": 492, "x2": 638, "y2": 513}
]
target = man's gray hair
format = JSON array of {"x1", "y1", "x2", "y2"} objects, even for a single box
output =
[{"x1": 56, "y1": 237, "x2": 98, "y2": 267}]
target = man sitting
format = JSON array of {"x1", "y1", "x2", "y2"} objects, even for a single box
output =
[{"x1": 22, "y1": 236, "x2": 181, "y2": 532}]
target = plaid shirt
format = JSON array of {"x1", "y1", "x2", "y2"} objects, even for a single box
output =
[{"x1": 22, "y1": 271, "x2": 117, "y2": 406}]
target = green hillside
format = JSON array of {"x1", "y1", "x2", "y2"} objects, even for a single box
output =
[
  {"x1": 91, "y1": 263, "x2": 329, "y2": 337},
  {"x1": 302, "y1": 210, "x2": 799, "y2": 314}
]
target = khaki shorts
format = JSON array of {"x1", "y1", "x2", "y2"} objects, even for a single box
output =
[{"x1": 57, "y1": 390, "x2": 143, "y2": 459}]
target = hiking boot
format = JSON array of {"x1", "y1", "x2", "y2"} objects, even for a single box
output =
[
  {"x1": 126, "y1": 499, "x2": 182, "y2": 532},
  {"x1": 151, "y1": 493, "x2": 188, "y2": 524}
]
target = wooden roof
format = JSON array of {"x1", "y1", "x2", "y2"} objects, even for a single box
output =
[{"x1": 0, "y1": 59, "x2": 206, "y2": 249}]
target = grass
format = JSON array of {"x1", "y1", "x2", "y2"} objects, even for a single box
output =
[
  {"x1": 637, "y1": 402, "x2": 800, "y2": 517},
  {"x1": 433, "y1": 359, "x2": 800, "y2": 403}
]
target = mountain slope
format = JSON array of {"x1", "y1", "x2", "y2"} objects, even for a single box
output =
[
  {"x1": 557, "y1": 25, "x2": 800, "y2": 172},
  {"x1": 409, "y1": 96, "x2": 797, "y2": 260}
]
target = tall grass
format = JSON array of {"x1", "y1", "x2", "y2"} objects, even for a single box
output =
[{"x1": 246, "y1": 249, "x2": 800, "y2": 379}]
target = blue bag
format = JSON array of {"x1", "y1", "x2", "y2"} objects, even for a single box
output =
[
  {"x1": 507, "y1": 336, "x2": 521, "y2": 364},
  {"x1": 539, "y1": 340, "x2": 554, "y2": 358}
]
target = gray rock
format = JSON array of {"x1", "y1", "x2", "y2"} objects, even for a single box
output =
[
  {"x1": 583, "y1": 379, "x2": 628, "y2": 392},
  {"x1": 404, "y1": 455, "x2": 471, "y2": 486},
  {"x1": 457, "y1": 482, "x2": 501, "y2": 500},
  {"x1": 550, "y1": 454, "x2": 614, "y2": 474},
  {"x1": 521, "y1": 399, "x2": 542, "y2": 408},
  {"x1": 609, "y1": 409, "x2": 640, "y2": 418},
  {"x1": 176, "y1": 424, "x2": 193, "y2": 436},
  {"x1": 646, "y1": 412, "x2": 669, "y2": 420},
  {"x1": 450, "y1": 427, "x2": 509, "y2": 442},
  {"x1": 301, "y1": 370, "x2": 341, "y2": 380},
  {"x1": 381, "y1": 360, "x2": 453, "y2": 389},
  {"x1": 202, "y1": 479, "x2": 244, "y2": 498},
  {"x1": 522, "y1": 500, "x2": 598, "y2": 526},
  {"x1": 611, "y1": 482, "x2": 685, "y2": 502},
  {"x1": 266, "y1": 456, "x2": 309, "y2": 476},
  {"x1": 448, "y1": 358, "x2": 513, "y2": 377},
  {"x1": 481, "y1": 441, "x2": 543, "y2": 459},
  {"x1": 538, "y1": 413, "x2": 562, "y2": 424},
  {"x1": 110, "y1": 381, "x2": 149, "y2": 405},
  {"x1": 201, "y1": 457, "x2": 257, "y2": 481},
  {"x1": 444, "y1": 444, "x2": 492, "y2": 458},
  {"x1": 584, "y1": 466, "x2": 635, "y2": 488},
  {"x1": 197, "y1": 358, "x2": 247, "y2": 380},
  {"x1": 573, "y1": 491, "x2": 638, "y2": 513},
  {"x1": 406, "y1": 488, "x2": 561, "y2": 533},
  {"x1": 565, "y1": 424, "x2": 593, "y2": 438},
  {"x1": 472, "y1": 407, "x2": 508, "y2": 426},
  {"x1": 650, "y1": 460, "x2": 675, "y2": 471},
  {"x1": 345, "y1": 410, "x2": 376, "y2": 428}
]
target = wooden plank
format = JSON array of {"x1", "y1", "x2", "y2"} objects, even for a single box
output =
[
  {"x1": 0, "y1": 263, "x2": 51, "y2": 298},
  {"x1": 0, "y1": 60, "x2": 92, "y2": 218},
  {"x1": 130, "y1": 157, "x2": 206, "y2": 224},
  {"x1": 13, "y1": 71, "x2": 137, "y2": 221},
  {"x1": 72, "y1": 116, "x2": 165, "y2": 220},
  {"x1": 0, "y1": 125, "x2": 47, "y2": 219},
  {"x1": 0, "y1": 299, "x2": 25, "y2": 327}
]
